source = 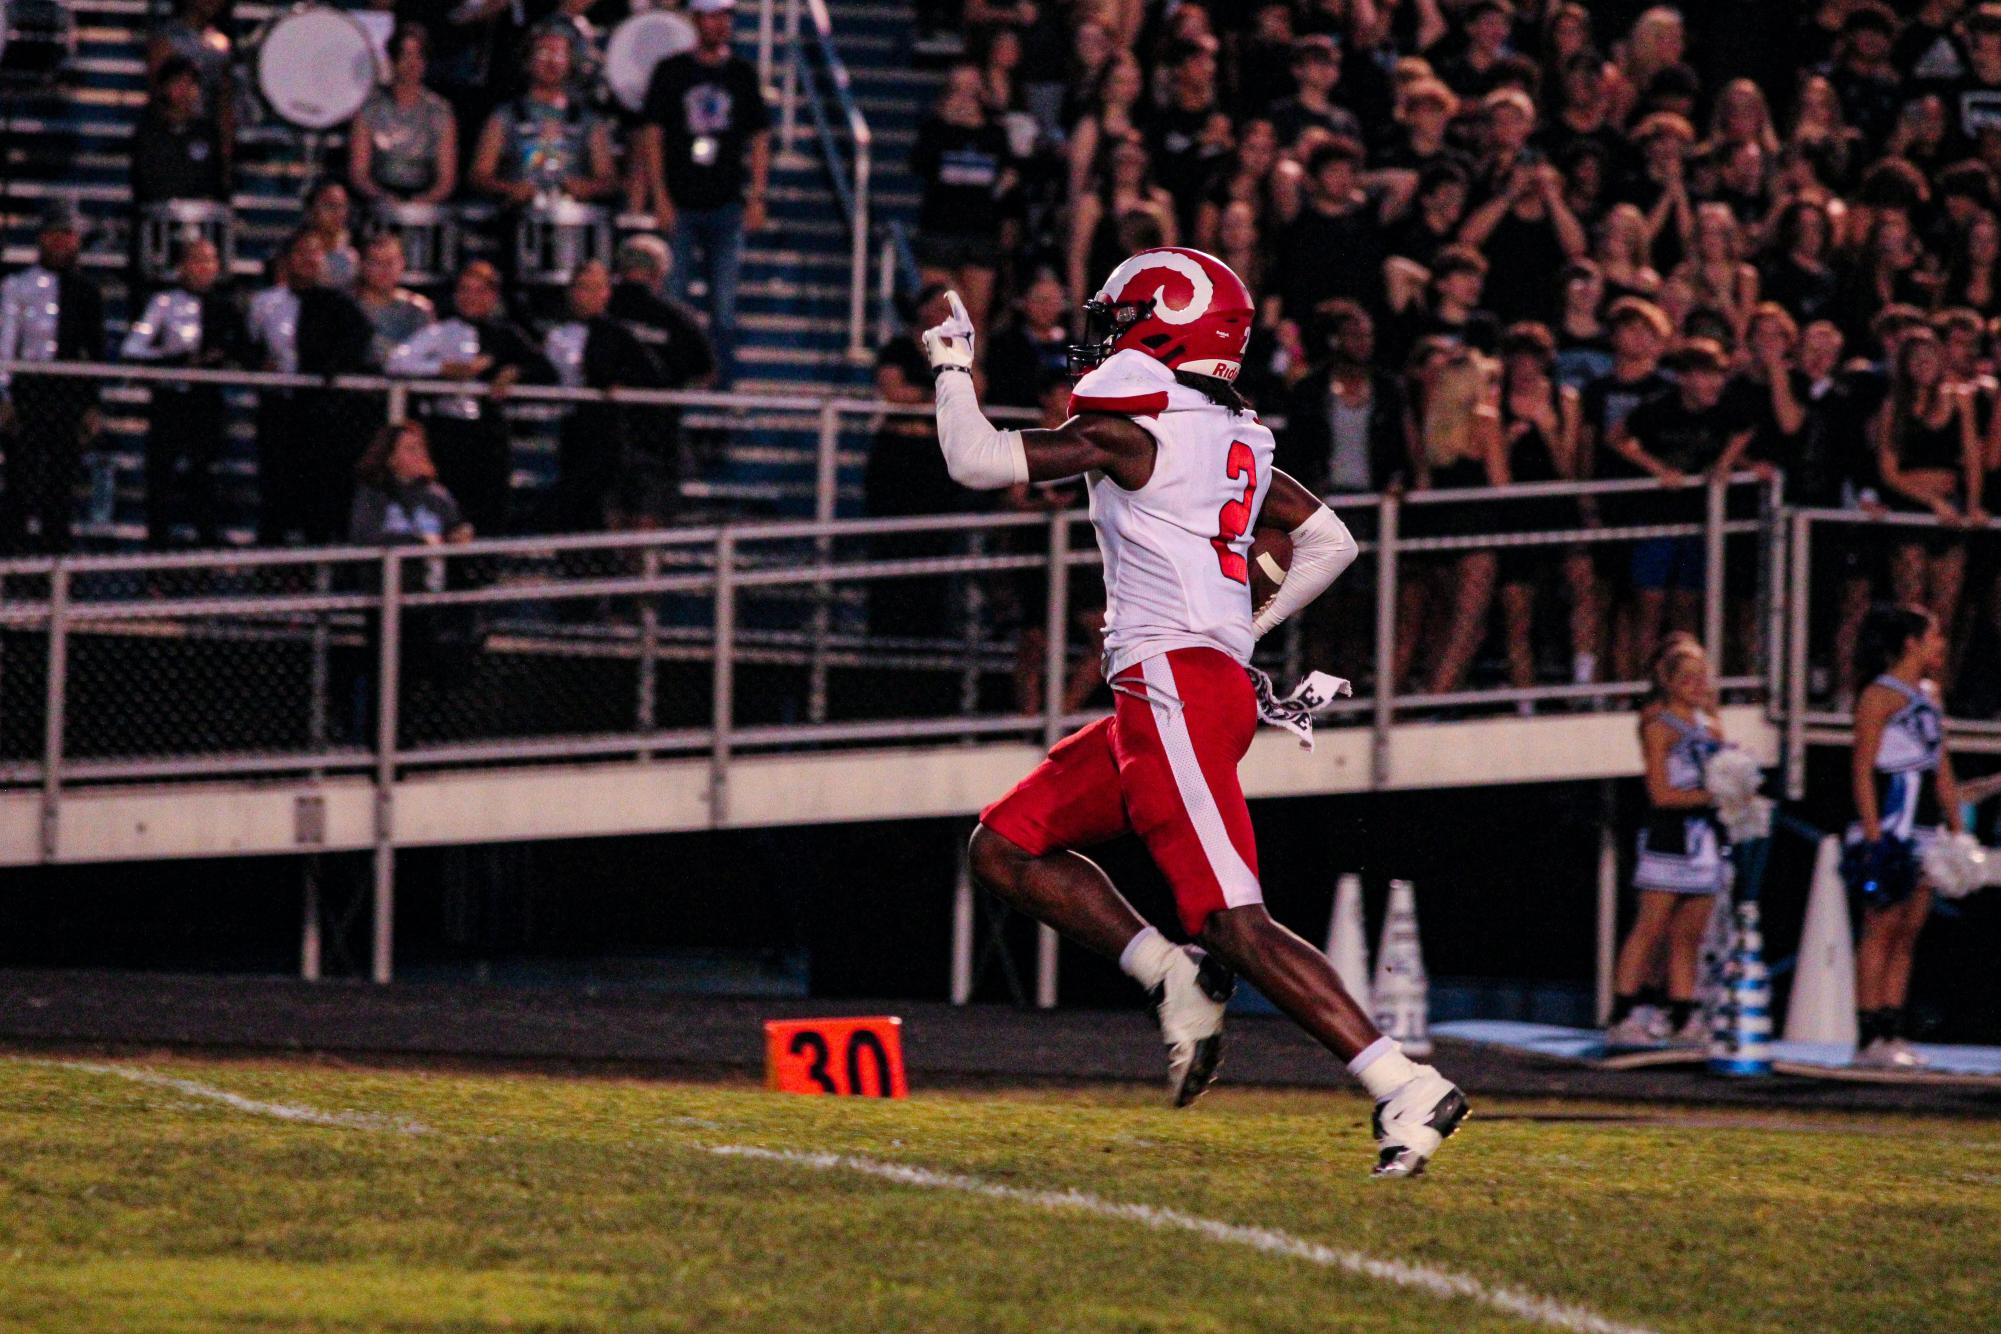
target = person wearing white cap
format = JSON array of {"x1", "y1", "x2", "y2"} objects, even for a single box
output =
[{"x1": 638, "y1": 0, "x2": 769, "y2": 386}]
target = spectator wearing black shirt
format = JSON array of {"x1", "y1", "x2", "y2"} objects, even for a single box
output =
[
  {"x1": 984, "y1": 272, "x2": 1072, "y2": 410},
  {"x1": 1933, "y1": 6, "x2": 2001, "y2": 158},
  {"x1": 1379, "y1": 78, "x2": 1465, "y2": 177},
  {"x1": 1267, "y1": 35, "x2": 1361, "y2": 149},
  {"x1": 293, "y1": 242, "x2": 379, "y2": 544},
  {"x1": 130, "y1": 56, "x2": 228, "y2": 209},
  {"x1": 1460, "y1": 162, "x2": 1590, "y2": 326},
  {"x1": 0, "y1": 202, "x2": 104, "y2": 554},
  {"x1": 1385, "y1": 244, "x2": 1499, "y2": 371},
  {"x1": 1795, "y1": 320, "x2": 1882, "y2": 701},
  {"x1": 640, "y1": 0, "x2": 771, "y2": 387},
  {"x1": 1383, "y1": 161, "x2": 1471, "y2": 271},
  {"x1": 545, "y1": 261, "x2": 673, "y2": 532},
  {"x1": 1145, "y1": 39, "x2": 1234, "y2": 237},
  {"x1": 1439, "y1": 0, "x2": 1520, "y2": 99},
  {"x1": 1232, "y1": 3, "x2": 1299, "y2": 120},
  {"x1": 1761, "y1": 198, "x2": 1841, "y2": 326},
  {"x1": 1554, "y1": 260, "x2": 1613, "y2": 388},
  {"x1": 1275, "y1": 139, "x2": 1388, "y2": 326},
  {"x1": 911, "y1": 64, "x2": 1015, "y2": 335},
  {"x1": 1830, "y1": 4, "x2": 1906, "y2": 153},
  {"x1": 1194, "y1": 118, "x2": 1281, "y2": 251},
  {"x1": 118, "y1": 236, "x2": 247, "y2": 549},
  {"x1": 1611, "y1": 338, "x2": 1757, "y2": 667},
  {"x1": 608, "y1": 235, "x2": 717, "y2": 508},
  {"x1": 1068, "y1": 130, "x2": 1177, "y2": 315},
  {"x1": 609, "y1": 235, "x2": 718, "y2": 393},
  {"x1": 1941, "y1": 208, "x2": 2001, "y2": 320},
  {"x1": 1873, "y1": 326, "x2": 1983, "y2": 638},
  {"x1": 386, "y1": 260, "x2": 558, "y2": 538}
]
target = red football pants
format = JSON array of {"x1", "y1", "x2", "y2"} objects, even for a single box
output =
[{"x1": 980, "y1": 647, "x2": 1262, "y2": 935}]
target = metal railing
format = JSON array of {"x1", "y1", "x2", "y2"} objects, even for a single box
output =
[
  {"x1": 1782, "y1": 506, "x2": 2001, "y2": 799},
  {"x1": 772, "y1": 0, "x2": 873, "y2": 358},
  {"x1": 0, "y1": 471, "x2": 1783, "y2": 792},
  {"x1": 0, "y1": 360, "x2": 1040, "y2": 530}
]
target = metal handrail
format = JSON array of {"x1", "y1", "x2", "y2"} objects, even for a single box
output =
[{"x1": 772, "y1": 0, "x2": 872, "y2": 358}]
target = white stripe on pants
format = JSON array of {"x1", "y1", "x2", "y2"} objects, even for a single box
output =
[{"x1": 1140, "y1": 654, "x2": 1262, "y2": 911}]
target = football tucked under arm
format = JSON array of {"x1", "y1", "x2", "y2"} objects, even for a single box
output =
[{"x1": 1251, "y1": 506, "x2": 1358, "y2": 638}]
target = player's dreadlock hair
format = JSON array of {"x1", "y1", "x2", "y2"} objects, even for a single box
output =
[{"x1": 1174, "y1": 369, "x2": 1253, "y2": 414}]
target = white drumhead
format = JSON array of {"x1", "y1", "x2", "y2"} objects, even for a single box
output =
[
  {"x1": 257, "y1": 6, "x2": 377, "y2": 130},
  {"x1": 604, "y1": 11, "x2": 697, "y2": 113}
]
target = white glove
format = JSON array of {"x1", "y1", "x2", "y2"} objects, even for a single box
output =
[
  {"x1": 920, "y1": 290, "x2": 977, "y2": 372},
  {"x1": 1923, "y1": 831, "x2": 1989, "y2": 900}
]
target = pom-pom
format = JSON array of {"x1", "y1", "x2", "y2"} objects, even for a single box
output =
[
  {"x1": 1923, "y1": 831, "x2": 1989, "y2": 900},
  {"x1": 1707, "y1": 748, "x2": 1769, "y2": 842}
]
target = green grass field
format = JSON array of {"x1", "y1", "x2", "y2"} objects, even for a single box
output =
[{"x1": 1, "y1": 1055, "x2": 1997, "y2": 1332}]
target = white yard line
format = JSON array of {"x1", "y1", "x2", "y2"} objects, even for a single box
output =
[
  {"x1": 58, "y1": 1061, "x2": 430, "y2": 1135},
  {"x1": 707, "y1": 1145, "x2": 1656, "y2": 1334}
]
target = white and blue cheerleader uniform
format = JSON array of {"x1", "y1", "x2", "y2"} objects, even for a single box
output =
[
  {"x1": 1843, "y1": 675, "x2": 1944, "y2": 904},
  {"x1": 1634, "y1": 709, "x2": 1728, "y2": 895}
]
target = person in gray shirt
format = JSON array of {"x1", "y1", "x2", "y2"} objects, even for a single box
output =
[{"x1": 353, "y1": 233, "x2": 435, "y2": 369}]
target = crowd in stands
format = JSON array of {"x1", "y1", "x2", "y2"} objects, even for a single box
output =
[
  {"x1": 890, "y1": 0, "x2": 2001, "y2": 713},
  {"x1": 20, "y1": 0, "x2": 2001, "y2": 714},
  {"x1": 3, "y1": 0, "x2": 758, "y2": 554}
]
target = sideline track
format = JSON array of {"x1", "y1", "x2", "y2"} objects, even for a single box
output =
[
  {"x1": 6, "y1": 971, "x2": 1998, "y2": 1115},
  {"x1": 43, "y1": 1056, "x2": 1654, "y2": 1334}
]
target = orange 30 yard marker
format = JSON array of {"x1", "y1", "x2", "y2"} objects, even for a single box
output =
[{"x1": 763, "y1": 1017, "x2": 908, "y2": 1098}]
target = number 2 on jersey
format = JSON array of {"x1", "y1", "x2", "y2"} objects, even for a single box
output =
[{"x1": 1211, "y1": 440, "x2": 1257, "y2": 584}]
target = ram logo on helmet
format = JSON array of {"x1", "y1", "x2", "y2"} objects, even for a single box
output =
[{"x1": 1068, "y1": 246, "x2": 1256, "y2": 382}]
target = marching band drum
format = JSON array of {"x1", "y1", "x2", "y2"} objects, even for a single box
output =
[
  {"x1": 138, "y1": 200, "x2": 237, "y2": 285},
  {"x1": 514, "y1": 196, "x2": 610, "y2": 286},
  {"x1": 252, "y1": 4, "x2": 378, "y2": 132},
  {"x1": 374, "y1": 201, "x2": 460, "y2": 288},
  {"x1": 602, "y1": 10, "x2": 696, "y2": 114}
]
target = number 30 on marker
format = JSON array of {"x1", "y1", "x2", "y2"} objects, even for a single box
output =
[{"x1": 763, "y1": 1017, "x2": 909, "y2": 1098}]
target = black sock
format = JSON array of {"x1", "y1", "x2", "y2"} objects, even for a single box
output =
[
  {"x1": 1638, "y1": 984, "x2": 1669, "y2": 1009},
  {"x1": 1667, "y1": 999, "x2": 1695, "y2": 1030},
  {"x1": 1882, "y1": 1007, "x2": 1905, "y2": 1041},
  {"x1": 1858, "y1": 1009, "x2": 1884, "y2": 1044},
  {"x1": 1609, "y1": 993, "x2": 1639, "y2": 1024}
]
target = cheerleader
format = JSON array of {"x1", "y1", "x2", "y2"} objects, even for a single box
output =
[
  {"x1": 1606, "y1": 635, "x2": 1727, "y2": 1047},
  {"x1": 1846, "y1": 604, "x2": 1963, "y2": 1069}
]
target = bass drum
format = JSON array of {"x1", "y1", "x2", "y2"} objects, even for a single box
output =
[
  {"x1": 0, "y1": 0, "x2": 79, "y2": 86},
  {"x1": 603, "y1": 11, "x2": 696, "y2": 114},
  {"x1": 254, "y1": 4, "x2": 378, "y2": 130}
]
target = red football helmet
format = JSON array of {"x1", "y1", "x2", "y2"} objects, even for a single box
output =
[{"x1": 1068, "y1": 247, "x2": 1256, "y2": 382}]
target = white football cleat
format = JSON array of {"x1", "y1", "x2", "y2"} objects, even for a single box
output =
[
  {"x1": 1371, "y1": 1065, "x2": 1470, "y2": 1178},
  {"x1": 1149, "y1": 946, "x2": 1233, "y2": 1107}
]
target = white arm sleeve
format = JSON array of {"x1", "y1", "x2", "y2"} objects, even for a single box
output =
[
  {"x1": 1252, "y1": 505, "x2": 1359, "y2": 638},
  {"x1": 934, "y1": 370, "x2": 1029, "y2": 490}
]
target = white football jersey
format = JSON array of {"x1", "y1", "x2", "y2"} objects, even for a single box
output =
[{"x1": 1068, "y1": 350, "x2": 1275, "y2": 677}]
